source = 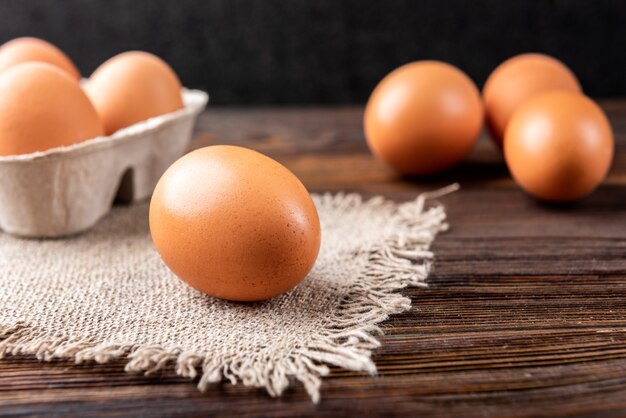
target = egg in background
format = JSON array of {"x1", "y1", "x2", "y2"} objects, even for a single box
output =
[
  {"x1": 0, "y1": 62, "x2": 103, "y2": 156},
  {"x1": 483, "y1": 53, "x2": 581, "y2": 146},
  {"x1": 86, "y1": 51, "x2": 184, "y2": 135},
  {"x1": 150, "y1": 145, "x2": 321, "y2": 302},
  {"x1": 504, "y1": 91, "x2": 613, "y2": 201},
  {"x1": 0, "y1": 37, "x2": 81, "y2": 80},
  {"x1": 364, "y1": 61, "x2": 484, "y2": 176}
]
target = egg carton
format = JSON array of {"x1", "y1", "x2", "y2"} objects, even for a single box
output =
[{"x1": 0, "y1": 89, "x2": 208, "y2": 238}]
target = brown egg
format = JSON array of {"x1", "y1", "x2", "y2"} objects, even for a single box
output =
[
  {"x1": 483, "y1": 53, "x2": 581, "y2": 146},
  {"x1": 86, "y1": 51, "x2": 183, "y2": 135},
  {"x1": 0, "y1": 63, "x2": 104, "y2": 156},
  {"x1": 149, "y1": 145, "x2": 321, "y2": 302},
  {"x1": 505, "y1": 91, "x2": 613, "y2": 201},
  {"x1": 364, "y1": 61, "x2": 484, "y2": 175},
  {"x1": 0, "y1": 37, "x2": 80, "y2": 80}
]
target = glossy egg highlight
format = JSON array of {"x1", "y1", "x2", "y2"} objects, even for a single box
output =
[
  {"x1": 149, "y1": 145, "x2": 321, "y2": 302},
  {"x1": 364, "y1": 61, "x2": 484, "y2": 175},
  {"x1": 86, "y1": 51, "x2": 183, "y2": 135},
  {"x1": 483, "y1": 53, "x2": 581, "y2": 146},
  {"x1": 0, "y1": 63, "x2": 104, "y2": 156},
  {"x1": 504, "y1": 91, "x2": 613, "y2": 201},
  {"x1": 0, "y1": 37, "x2": 80, "y2": 80}
]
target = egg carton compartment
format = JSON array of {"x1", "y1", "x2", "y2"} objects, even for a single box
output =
[{"x1": 0, "y1": 88, "x2": 208, "y2": 238}]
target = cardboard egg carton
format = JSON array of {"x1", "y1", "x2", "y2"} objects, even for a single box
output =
[{"x1": 0, "y1": 89, "x2": 208, "y2": 238}]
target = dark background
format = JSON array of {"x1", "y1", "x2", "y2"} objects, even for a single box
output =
[{"x1": 0, "y1": 0, "x2": 623, "y2": 105}]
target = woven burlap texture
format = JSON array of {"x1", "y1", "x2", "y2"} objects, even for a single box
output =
[{"x1": 0, "y1": 187, "x2": 455, "y2": 402}]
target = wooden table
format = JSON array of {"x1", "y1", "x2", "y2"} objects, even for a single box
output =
[{"x1": 2, "y1": 104, "x2": 626, "y2": 417}]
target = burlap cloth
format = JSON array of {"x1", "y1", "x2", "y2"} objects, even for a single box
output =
[{"x1": 0, "y1": 186, "x2": 455, "y2": 402}]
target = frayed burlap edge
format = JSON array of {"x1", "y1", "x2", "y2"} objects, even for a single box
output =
[{"x1": 0, "y1": 184, "x2": 458, "y2": 403}]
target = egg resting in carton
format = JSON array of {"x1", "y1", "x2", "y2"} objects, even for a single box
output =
[{"x1": 0, "y1": 89, "x2": 208, "y2": 238}]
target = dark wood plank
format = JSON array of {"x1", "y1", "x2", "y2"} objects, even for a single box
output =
[{"x1": 1, "y1": 103, "x2": 626, "y2": 417}]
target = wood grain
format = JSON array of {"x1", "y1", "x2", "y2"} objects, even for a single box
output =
[{"x1": 2, "y1": 103, "x2": 626, "y2": 417}]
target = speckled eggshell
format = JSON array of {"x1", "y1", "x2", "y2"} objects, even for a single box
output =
[
  {"x1": 505, "y1": 91, "x2": 614, "y2": 201},
  {"x1": 0, "y1": 37, "x2": 81, "y2": 80},
  {"x1": 364, "y1": 61, "x2": 484, "y2": 176},
  {"x1": 149, "y1": 145, "x2": 321, "y2": 302},
  {"x1": 86, "y1": 51, "x2": 184, "y2": 135},
  {"x1": 0, "y1": 62, "x2": 104, "y2": 156},
  {"x1": 483, "y1": 53, "x2": 582, "y2": 146}
]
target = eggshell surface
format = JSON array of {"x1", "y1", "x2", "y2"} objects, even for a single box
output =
[
  {"x1": 86, "y1": 51, "x2": 183, "y2": 135},
  {"x1": 0, "y1": 63, "x2": 104, "y2": 156},
  {"x1": 364, "y1": 61, "x2": 484, "y2": 175},
  {"x1": 0, "y1": 37, "x2": 80, "y2": 80},
  {"x1": 504, "y1": 91, "x2": 613, "y2": 201},
  {"x1": 149, "y1": 145, "x2": 321, "y2": 302},
  {"x1": 483, "y1": 53, "x2": 581, "y2": 146}
]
